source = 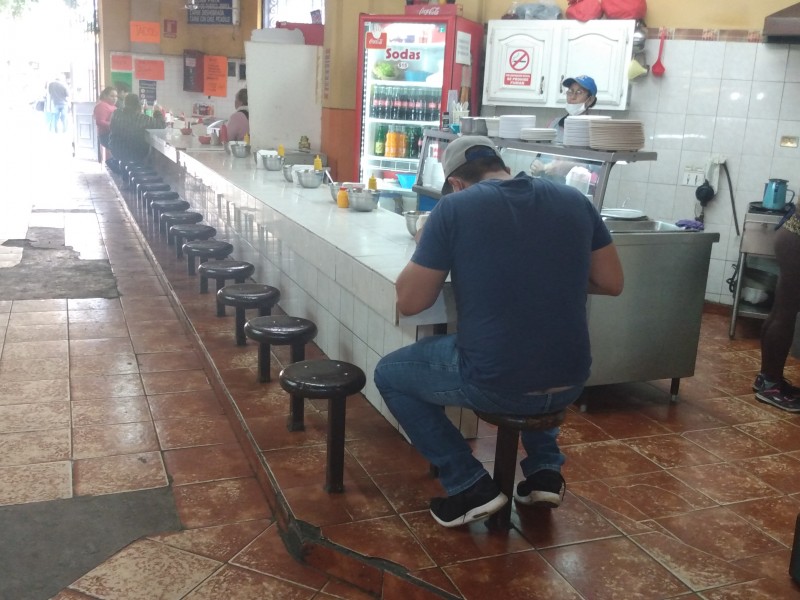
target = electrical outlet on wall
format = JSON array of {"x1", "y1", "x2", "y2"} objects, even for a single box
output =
[{"x1": 682, "y1": 167, "x2": 705, "y2": 186}]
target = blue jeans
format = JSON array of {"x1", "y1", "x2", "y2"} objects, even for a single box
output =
[{"x1": 374, "y1": 334, "x2": 584, "y2": 496}]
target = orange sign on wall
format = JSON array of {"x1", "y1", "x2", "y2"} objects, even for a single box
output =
[
  {"x1": 110, "y1": 53, "x2": 133, "y2": 71},
  {"x1": 130, "y1": 21, "x2": 160, "y2": 44},
  {"x1": 134, "y1": 59, "x2": 165, "y2": 81},
  {"x1": 203, "y1": 55, "x2": 228, "y2": 97}
]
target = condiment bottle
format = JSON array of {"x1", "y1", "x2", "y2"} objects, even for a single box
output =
[
  {"x1": 244, "y1": 132, "x2": 250, "y2": 145},
  {"x1": 313, "y1": 154, "x2": 323, "y2": 171},
  {"x1": 336, "y1": 187, "x2": 349, "y2": 208},
  {"x1": 277, "y1": 144, "x2": 285, "y2": 157},
  {"x1": 368, "y1": 175, "x2": 378, "y2": 190}
]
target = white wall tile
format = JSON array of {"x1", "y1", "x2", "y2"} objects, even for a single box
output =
[
  {"x1": 653, "y1": 113, "x2": 686, "y2": 150},
  {"x1": 722, "y1": 43, "x2": 757, "y2": 80},
  {"x1": 748, "y1": 82, "x2": 784, "y2": 120},
  {"x1": 787, "y1": 46, "x2": 800, "y2": 82},
  {"x1": 628, "y1": 75, "x2": 661, "y2": 111},
  {"x1": 742, "y1": 119, "x2": 779, "y2": 156},
  {"x1": 686, "y1": 78, "x2": 721, "y2": 116},
  {"x1": 655, "y1": 77, "x2": 690, "y2": 114},
  {"x1": 774, "y1": 118, "x2": 800, "y2": 158},
  {"x1": 683, "y1": 115, "x2": 715, "y2": 152},
  {"x1": 692, "y1": 41, "x2": 726, "y2": 79},
  {"x1": 717, "y1": 80, "x2": 751, "y2": 117},
  {"x1": 712, "y1": 117, "x2": 746, "y2": 155},
  {"x1": 643, "y1": 183, "x2": 676, "y2": 222},
  {"x1": 754, "y1": 44, "x2": 789, "y2": 82},
  {"x1": 648, "y1": 148, "x2": 681, "y2": 184},
  {"x1": 779, "y1": 83, "x2": 800, "y2": 121},
  {"x1": 665, "y1": 40, "x2": 696, "y2": 78}
]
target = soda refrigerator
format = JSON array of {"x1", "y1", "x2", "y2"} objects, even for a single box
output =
[{"x1": 353, "y1": 9, "x2": 484, "y2": 203}]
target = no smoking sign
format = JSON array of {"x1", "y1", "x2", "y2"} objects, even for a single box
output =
[{"x1": 504, "y1": 48, "x2": 532, "y2": 86}]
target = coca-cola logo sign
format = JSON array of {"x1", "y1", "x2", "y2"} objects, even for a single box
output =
[
  {"x1": 417, "y1": 6, "x2": 441, "y2": 16},
  {"x1": 365, "y1": 32, "x2": 387, "y2": 50}
]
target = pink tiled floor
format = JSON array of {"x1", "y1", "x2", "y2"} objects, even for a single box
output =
[{"x1": 1, "y1": 152, "x2": 799, "y2": 599}]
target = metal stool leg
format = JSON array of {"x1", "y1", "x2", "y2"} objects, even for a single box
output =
[
  {"x1": 187, "y1": 253, "x2": 197, "y2": 276},
  {"x1": 287, "y1": 344, "x2": 306, "y2": 432},
  {"x1": 257, "y1": 342, "x2": 271, "y2": 383},
  {"x1": 234, "y1": 307, "x2": 247, "y2": 346},
  {"x1": 326, "y1": 395, "x2": 347, "y2": 493},
  {"x1": 215, "y1": 278, "x2": 226, "y2": 316},
  {"x1": 487, "y1": 426, "x2": 519, "y2": 531}
]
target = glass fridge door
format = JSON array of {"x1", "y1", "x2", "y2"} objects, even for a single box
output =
[{"x1": 360, "y1": 19, "x2": 447, "y2": 195}]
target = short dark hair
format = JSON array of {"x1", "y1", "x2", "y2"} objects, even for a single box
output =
[
  {"x1": 236, "y1": 88, "x2": 248, "y2": 106},
  {"x1": 123, "y1": 93, "x2": 141, "y2": 112}
]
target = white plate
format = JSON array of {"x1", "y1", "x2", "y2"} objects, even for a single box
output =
[{"x1": 600, "y1": 208, "x2": 647, "y2": 220}]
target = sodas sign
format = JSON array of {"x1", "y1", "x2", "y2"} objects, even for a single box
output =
[{"x1": 384, "y1": 47, "x2": 421, "y2": 61}]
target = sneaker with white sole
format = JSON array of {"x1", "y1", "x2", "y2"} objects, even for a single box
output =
[
  {"x1": 429, "y1": 474, "x2": 508, "y2": 528},
  {"x1": 755, "y1": 385, "x2": 800, "y2": 413},
  {"x1": 514, "y1": 469, "x2": 566, "y2": 508},
  {"x1": 752, "y1": 374, "x2": 800, "y2": 397}
]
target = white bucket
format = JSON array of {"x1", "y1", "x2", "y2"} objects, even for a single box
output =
[{"x1": 566, "y1": 166, "x2": 592, "y2": 195}]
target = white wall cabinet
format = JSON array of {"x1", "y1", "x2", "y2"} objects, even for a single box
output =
[{"x1": 482, "y1": 19, "x2": 634, "y2": 110}]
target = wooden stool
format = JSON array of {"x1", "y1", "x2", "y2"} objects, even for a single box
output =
[
  {"x1": 170, "y1": 224, "x2": 216, "y2": 259},
  {"x1": 279, "y1": 359, "x2": 366, "y2": 493},
  {"x1": 196, "y1": 260, "x2": 255, "y2": 315},
  {"x1": 244, "y1": 315, "x2": 318, "y2": 409},
  {"x1": 217, "y1": 283, "x2": 281, "y2": 345},
  {"x1": 183, "y1": 240, "x2": 234, "y2": 275},
  {"x1": 162, "y1": 211, "x2": 203, "y2": 240},
  {"x1": 474, "y1": 409, "x2": 567, "y2": 530}
]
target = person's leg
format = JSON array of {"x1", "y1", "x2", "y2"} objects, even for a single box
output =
[
  {"x1": 374, "y1": 335, "x2": 485, "y2": 496},
  {"x1": 760, "y1": 228, "x2": 800, "y2": 381},
  {"x1": 518, "y1": 388, "x2": 583, "y2": 477}
]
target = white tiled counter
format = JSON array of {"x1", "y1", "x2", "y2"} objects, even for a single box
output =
[{"x1": 146, "y1": 130, "x2": 470, "y2": 432}]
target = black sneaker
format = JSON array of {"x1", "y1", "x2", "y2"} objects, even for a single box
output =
[
  {"x1": 514, "y1": 470, "x2": 566, "y2": 508},
  {"x1": 752, "y1": 374, "x2": 800, "y2": 397},
  {"x1": 755, "y1": 385, "x2": 800, "y2": 413},
  {"x1": 429, "y1": 474, "x2": 507, "y2": 528}
]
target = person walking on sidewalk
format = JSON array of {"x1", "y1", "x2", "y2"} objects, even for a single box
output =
[
  {"x1": 753, "y1": 209, "x2": 800, "y2": 413},
  {"x1": 46, "y1": 76, "x2": 70, "y2": 134},
  {"x1": 374, "y1": 136, "x2": 624, "y2": 527}
]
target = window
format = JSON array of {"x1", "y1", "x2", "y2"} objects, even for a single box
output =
[{"x1": 262, "y1": 0, "x2": 324, "y2": 28}]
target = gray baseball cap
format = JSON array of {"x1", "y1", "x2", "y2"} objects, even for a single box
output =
[{"x1": 440, "y1": 136, "x2": 503, "y2": 194}]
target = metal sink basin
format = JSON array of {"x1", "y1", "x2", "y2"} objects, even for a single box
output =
[{"x1": 605, "y1": 219, "x2": 681, "y2": 233}]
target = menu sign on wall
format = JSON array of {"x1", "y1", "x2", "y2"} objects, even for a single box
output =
[{"x1": 187, "y1": 0, "x2": 234, "y2": 25}]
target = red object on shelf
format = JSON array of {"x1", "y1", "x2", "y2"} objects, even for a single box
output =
[{"x1": 275, "y1": 22, "x2": 324, "y2": 46}]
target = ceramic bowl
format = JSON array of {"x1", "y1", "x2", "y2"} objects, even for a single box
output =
[{"x1": 198, "y1": 135, "x2": 211, "y2": 145}]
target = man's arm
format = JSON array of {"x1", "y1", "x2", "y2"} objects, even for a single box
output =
[
  {"x1": 587, "y1": 243, "x2": 624, "y2": 296},
  {"x1": 396, "y1": 261, "x2": 448, "y2": 316}
]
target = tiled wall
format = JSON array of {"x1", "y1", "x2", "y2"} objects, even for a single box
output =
[{"x1": 500, "y1": 39, "x2": 800, "y2": 306}]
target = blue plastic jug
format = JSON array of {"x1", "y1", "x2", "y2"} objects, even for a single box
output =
[{"x1": 763, "y1": 178, "x2": 795, "y2": 210}]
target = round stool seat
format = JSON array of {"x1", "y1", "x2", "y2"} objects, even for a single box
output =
[
  {"x1": 145, "y1": 191, "x2": 180, "y2": 203},
  {"x1": 162, "y1": 211, "x2": 203, "y2": 239},
  {"x1": 218, "y1": 283, "x2": 281, "y2": 308},
  {"x1": 130, "y1": 174, "x2": 161, "y2": 189},
  {"x1": 183, "y1": 240, "x2": 234, "y2": 275},
  {"x1": 217, "y1": 284, "x2": 281, "y2": 346},
  {"x1": 279, "y1": 359, "x2": 366, "y2": 400},
  {"x1": 170, "y1": 224, "x2": 216, "y2": 259},
  {"x1": 151, "y1": 199, "x2": 189, "y2": 213},
  {"x1": 245, "y1": 315, "x2": 317, "y2": 347},
  {"x1": 197, "y1": 260, "x2": 255, "y2": 281},
  {"x1": 474, "y1": 410, "x2": 566, "y2": 431}
]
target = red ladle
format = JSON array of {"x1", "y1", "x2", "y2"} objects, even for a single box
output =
[{"x1": 651, "y1": 28, "x2": 666, "y2": 77}]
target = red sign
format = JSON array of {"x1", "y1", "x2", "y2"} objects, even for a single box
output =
[
  {"x1": 504, "y1": 47, "x2": 533, "y2": 86},
  {"x1": 130, "y1": 21, "x2": 160, "y2": 44},
  {"x1": 110, "y1": 53, "x2": 132, "y2": 71},
  {"x1": 163, "y1": 19, "x2": 177, "y2": 39},
  {"x1": 365, "y1": 31, "x2": 387, "y2": 50},
  {"x1": 203, "y1": 55, "x2": 228, "y2": 97},
  {"x1": 134, "y1": 59, "x2": 165, "y2": 81},
  {"x1": 509, "y1": 49, "x2": 530, "y2": 71},
  {"x1": 504, "y1": 73, "x2": 532, "y2": 86}
]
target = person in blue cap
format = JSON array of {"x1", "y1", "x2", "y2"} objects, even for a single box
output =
[{"x1": 531, "y1": 75, "x2": 599, "y2": 181}]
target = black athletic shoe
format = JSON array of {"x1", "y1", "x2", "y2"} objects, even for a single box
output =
[
  {"x1": 514, "y1": 469, "x2": 566, "y2": 508},
  {"x1": 429, "y1": 474, "x2": 507, "y2": 528},
  {"x1": 752, "y1": 374, "x2": 800, "y2": 397}
]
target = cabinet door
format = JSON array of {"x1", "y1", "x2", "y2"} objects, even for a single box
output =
[
  {"x1": 552, "y1": 20, "x2": 634, "y2": 110},
  {"x1": 482, "y1": 21, "x2": 553, "y2": 107}
]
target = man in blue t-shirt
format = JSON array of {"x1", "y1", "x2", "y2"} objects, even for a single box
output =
[{"x1": 374, "y1": 136, "x2": 624, "y2": 528}]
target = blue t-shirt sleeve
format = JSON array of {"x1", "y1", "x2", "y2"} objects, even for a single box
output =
[
  {"x1": 588, "y1": 201, "x2": 613, "y2": 251},
  {"x1": 411, "y1": 200, "x2": 453, "y2": 272}
]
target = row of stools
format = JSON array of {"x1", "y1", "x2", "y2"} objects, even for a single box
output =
[{"x1": 119, "y1": 161, "x2": 366, "y2": 493}]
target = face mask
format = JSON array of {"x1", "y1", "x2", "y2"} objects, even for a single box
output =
[{"x1": 565, "y1": 102, "x2": 587, "y2": 116}]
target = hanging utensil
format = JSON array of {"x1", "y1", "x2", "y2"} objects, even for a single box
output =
[{"x1": 651, "y1": 28, "x2": 666, "y2": 77}]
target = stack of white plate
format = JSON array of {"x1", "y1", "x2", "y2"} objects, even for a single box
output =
[
  {"x1": 498, "y1": 115, "x2": 537, "y2": 139},
  {"x1": 483, "y1": 117, "x2": 501, "y2": 138},
  {"x1": 589, "y1": 119, "x2": 646, "y2": 151},
  {"x1": 519, "y1": 127, "x2": 556, "y2": 142},
  {"x1": 563, "y1": 115, "x2": 611, "y2": 147}
]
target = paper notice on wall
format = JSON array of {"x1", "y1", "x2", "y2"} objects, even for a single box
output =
[
  {"x1": 203, "y1": 55, "x2": 228, "y2": 97},
  {"x1": 455, "y1": 31, "x2": 471, "y2": 66},
  {"x1": 130, "y1": 21, "x2": 160, "y2": 44},
  {"x1": 503, "y1": 47, "x2": 533, "y2": 87},
  {"x1": 134, "y1": 59, "x2": 165, "y2": 81},
  {"x1": 111, "y1": 53, "x2": 133, "y2": 71}
]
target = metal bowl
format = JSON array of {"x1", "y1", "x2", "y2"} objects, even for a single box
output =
[
  {"x1": 404, "y1": 210, "x2": 431, "y2": 236},
  {"x1": 296, "y1": 169, "x2": 325, "y2": 189},
  {"x1": 348, "y1": 188, "x2": 380, "y2": 212},
  {"x1": 229, "y1": 143, "x2": 251, "y2": 158},
  {"x1": 328, "y1": 181, "x2": 364, "y2": 202},
  {"x1": 261, "y1": 154, "x2": 283, "y2": 170}
]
